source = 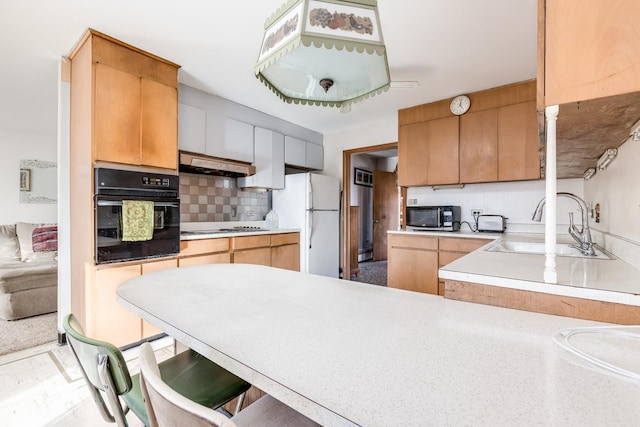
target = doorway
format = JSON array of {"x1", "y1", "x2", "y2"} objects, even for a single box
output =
[{"x1": 342, "y1": 143, "x2": 398, "y2": 286}]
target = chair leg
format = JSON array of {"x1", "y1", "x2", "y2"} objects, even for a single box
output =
[{"x1": 234, "y1": 391, "x2": 246, "y2": 415}]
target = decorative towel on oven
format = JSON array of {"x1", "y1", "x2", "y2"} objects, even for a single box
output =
[{"x1": 122, "y1": 200, "x2": 154, "y2": 241}]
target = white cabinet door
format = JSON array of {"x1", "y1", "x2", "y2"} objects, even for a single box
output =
[
  {"x1": 284, "y1": 135, "x2": 307, "y2": 168},
  {"x1": 225, "y1": 118, "x2": 254, "y2": 163},
  {"x1": 238, "y1": 127, "x2": 285, "y2": 189},
  {"x1": 306, "y1": 142, "x2": 323, "y2": 170},
  {"x1": 178, "y1": 103, "x2": 206, "y2": 153}
]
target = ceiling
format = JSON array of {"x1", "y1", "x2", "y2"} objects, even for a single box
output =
[{"x1": 1, "y1": 0, "x2": 537, "y2": 138}]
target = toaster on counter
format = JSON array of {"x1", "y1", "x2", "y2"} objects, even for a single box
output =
[{"x1": 477, "y1": 215, "x2": 506, "y2": 232}]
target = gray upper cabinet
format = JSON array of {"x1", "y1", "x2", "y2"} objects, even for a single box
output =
[
  {"x1": 238, "y1": 127, "x2": 285, "y2": 189},
  {"x1": 284, "y1": 136, "x2": 306, "y2": 167},
  {"x1": 306, "y1": 142, "x2": 324, "y2": 170},
  {"x1": 178, "y1": 84, "x2": 322, "y2": 166},
  {"x1": 178, "y1": 103, "x2": 206, "y2": 153},
  {"x1": 284, "y1": 135, "x2": 323, "y2": 170},
  {"x1": 224, "y1": 118, "x2": 254, "y2": 163}
]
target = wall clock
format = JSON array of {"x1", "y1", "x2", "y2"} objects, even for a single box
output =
[{"x1": 450, "y1": 95, "x2": 471, "y2": 115}]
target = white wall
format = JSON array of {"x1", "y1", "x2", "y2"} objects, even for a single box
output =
[
  {"x1": 323, "y1": 117, "x2": 399, "y2": 183},
  {"x1": 407, "y1": 179, "x2": 584, "y2": 232},
  {"x1": 585, "y1": 137, "x2": 640, "y2": 244},
  {"x1": 0, "y1": 129, "x2": 58, "y2": 224}
]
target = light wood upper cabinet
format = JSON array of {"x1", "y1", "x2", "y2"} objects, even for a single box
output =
[
  {"x1": 541, "y1": 0, "x2": 640, "y2": 107},
  {"x1": 398, "y1": 116, "x2": 459, "y2": 186},
  {"x1": 398, "y1": 122, "x2": 429, "y2": 186},
  {"x1": 498, "y1": 101, "x2": 540, "y2": 181},
  {"x1": 460, "y1": 109, "x2": 498, "y2": 183},
  {"x1": 140, "y1": 78, "x2": 178, "y2": 169},
  {"x1": 71, "y1": 29, "x2": 179, "y2": 170},
  {"x1": 398, "y1": 80, "x2": 539, "y2": 187},
  {"x1": 94, "y1": 64, "x2": 141, "y2": 164}
]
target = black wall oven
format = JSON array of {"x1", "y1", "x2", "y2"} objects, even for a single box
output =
[{"x1": 95, "y1": 168, "x2": 180, "y2": 264}]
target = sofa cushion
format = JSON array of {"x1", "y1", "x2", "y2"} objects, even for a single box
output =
[
  {"x1": 0, "y1": 261, "x2": 58, "y2": 293},
  {"x1": 16, "y1": 222, "x2": 58, "y2": 262},
  {"x1": 0, "y1": 225, "x2": 21, "y2": 262}
]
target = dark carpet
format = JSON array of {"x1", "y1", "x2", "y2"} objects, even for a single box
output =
[{"x1": 351, "y1": 260, "x2": 387, "y2": 287}]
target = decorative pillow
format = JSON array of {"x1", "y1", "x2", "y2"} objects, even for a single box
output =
[
  {"x1": 32, "y1": 226, "x2": 58, "y2": 252},
  {"x1": 16, "y1": 222, "x2": 58, "y2": 262},
  {"x1": 0, "y1": 224, "x2": 21, "y2": 262}
]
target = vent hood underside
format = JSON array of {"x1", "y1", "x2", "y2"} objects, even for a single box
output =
[{"x1": 179, "y1": 151, "x2": 255, "y2": 178}]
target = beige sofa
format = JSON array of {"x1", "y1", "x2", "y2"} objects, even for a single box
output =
[{"x1": 0, "y1": 223, "x2": 58, "y2": 320}]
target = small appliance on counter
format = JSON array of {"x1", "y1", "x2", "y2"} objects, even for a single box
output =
[
  {"x1": 477, "y1": 214, "x2": 507, "y2": 233},
  {"x1": 406, "y1": 206, "x2": 461, "y2": 231}
]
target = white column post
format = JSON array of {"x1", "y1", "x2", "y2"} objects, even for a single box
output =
[{"x1": 544, "y1": 105, "x2": 559, "y2": 283}]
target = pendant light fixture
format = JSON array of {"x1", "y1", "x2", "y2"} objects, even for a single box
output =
[{"x1": 255, "y1": 0, "x2": 390, "y2": 108}]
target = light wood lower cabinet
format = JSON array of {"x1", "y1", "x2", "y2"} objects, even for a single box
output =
[
  {"x1": 445, "y1": 280, "x2": 640, "y2": 325},
  {"x1": 271, "y1": 233, "x2": 300, "y2": 271},
  {"x1": 85, "y1": 233, "x2": 300, "y2": 347},
  {"x1": 388, "y1": 234, "x2": 439, "y2": 294},
  {"x1": 388, "y1": 234, "x2": 492, "y2": 296},
  {"x1": 141, "y1": 260, "x2": 180, "y2": 338},
  {"x1": 87, "y1": 258, "x2": 178, "y2": 347},
  {"x1": 178, "y1": 233, "x2": 300, "y2": 271},
  {"x1": 178, "y1": 238, "x2": 230, "y2": 266},
  {"x1": 231, "y1": 235, "x2": 272, "y2": 266}
]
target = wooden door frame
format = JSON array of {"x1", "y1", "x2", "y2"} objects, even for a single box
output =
[{"x1": 342, "y1": 142, "x2": 400, "y2": 279}]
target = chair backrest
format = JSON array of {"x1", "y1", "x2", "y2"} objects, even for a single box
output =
[
  {"x1": 63, "y1": 313, "x2": 133, "y2": 394},
  {"x1": 63, "y1": 313, "x2": 133, "y2": 425},
  {"x1": 138, "y1": 342, "x2": 237, "y2": 427}
]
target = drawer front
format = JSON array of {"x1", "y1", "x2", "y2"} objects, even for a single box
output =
[
  {"x1": 439, "y1": 237, "x2": 492, "y2": 253},
  {"x1": 388, "y1": 234, "x2": 438, "y2": 251},
  {"x1": 233, "y1": 247, "x2": 272, "y2": 266},
  {"x1": 180, "y1": 238, "x2": 230, "y2": 257},
  {"x1": 232, "y1": 235, "x2": 272, "y2": 250},
  {"x1": 271, "y1": 232, "x2": 300, "y2": 246},
  {"x1": 178, "y1": 253, "x2": 231, "y2": 267}
]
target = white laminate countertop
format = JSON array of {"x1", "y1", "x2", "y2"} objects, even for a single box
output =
[
  {"x1": 180, "y1": 228, "x2": 300, "y2": 240},
  {"x1": 388, "y1": 229, "x2": 504, "y2": 240},
  {"x1": 391, "y1": 230, "x2": 640, "y2": 306},
  {"x1": 117, "y1": 264, "x2": 640, "y2": 426}
]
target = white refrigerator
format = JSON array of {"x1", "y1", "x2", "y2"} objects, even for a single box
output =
[{"x1": 272, "y1": 173, "x2": 340, "y2": 278}]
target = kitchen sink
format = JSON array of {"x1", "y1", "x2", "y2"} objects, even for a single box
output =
[{"x1": 484, "y1": 240, "x2": 614, "y2": 259}]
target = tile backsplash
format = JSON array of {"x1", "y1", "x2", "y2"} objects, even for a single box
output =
[{"x1": 179, "y1": 173, "x2": 269, "y2": 223}]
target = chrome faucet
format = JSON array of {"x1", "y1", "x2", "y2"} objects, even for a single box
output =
[{"x1": 531, "y1": 192, "x2": 596, "y2": 256}]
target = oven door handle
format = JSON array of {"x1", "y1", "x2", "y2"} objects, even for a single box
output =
[{"x1": 96, "y1": 200, "x2": 180, "y2": 208}]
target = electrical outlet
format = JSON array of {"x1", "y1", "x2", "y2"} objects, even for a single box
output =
[
  {"x1": 471, "y1": 209, "x2": 483, "y2": 216},
  {"x1": 408, "y1": 198, "x2": 418, "y2": 205}
]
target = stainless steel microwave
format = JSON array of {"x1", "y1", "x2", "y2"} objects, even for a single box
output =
[{"x1": 406, "y1": 206, "x2": 461, "y2": 231}]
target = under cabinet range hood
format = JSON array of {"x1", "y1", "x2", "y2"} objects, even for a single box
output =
[{"x1": 179, "y1": 151, "x2": 256, "y2": 177}]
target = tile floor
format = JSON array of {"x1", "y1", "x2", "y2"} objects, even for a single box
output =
[{"x1": 0, "y1": 337, "x2": 174, "y2": 427}]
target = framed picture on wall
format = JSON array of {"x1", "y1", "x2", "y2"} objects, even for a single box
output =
[
  {"x1": 354, "y1": 168, "x2": 373, "y2": 187},
  {"x1": 20, "y1": 168, "x2": 31, "y2": 191}
]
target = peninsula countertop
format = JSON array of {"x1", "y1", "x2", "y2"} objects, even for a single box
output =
[
  {"x1": 117, "y1": 264, "x2": 640, "y2": 426},
  {"x1": 389, "y1": 229, "x2": 640, "y2": 306}
]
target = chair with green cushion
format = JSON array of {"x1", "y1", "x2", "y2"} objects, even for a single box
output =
[
  {"x1": 63, "y1": 313, "x2": 251, "y2": 427},
  {"x1": 138, "y1": 342, "x2": 321, "y2": 427}
]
